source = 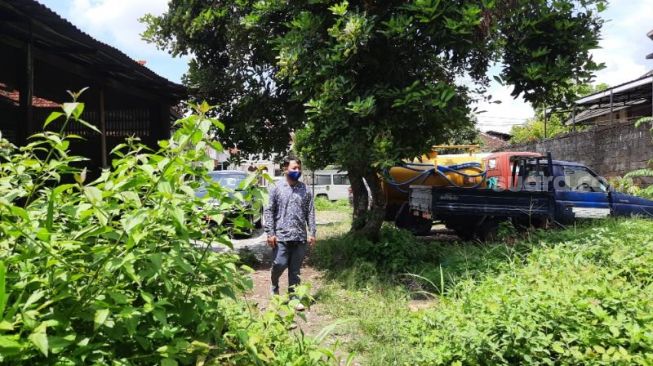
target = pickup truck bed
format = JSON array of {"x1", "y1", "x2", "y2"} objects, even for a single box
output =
[{"x1": 410, "y1": 185, "x2": 554, "y2": 219}]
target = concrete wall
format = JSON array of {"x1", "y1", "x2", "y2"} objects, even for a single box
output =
[{"x1": 500, "y1": 120, "x2": 653, "y2": 177}]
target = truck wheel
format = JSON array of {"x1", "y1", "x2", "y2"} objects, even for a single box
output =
[
  {"x1": 453, "y1": 227, "x2": 475, "y2": 241},
  {"x1": 394, "y1": 203, "x2": 432, "y2": 236},
  {"x1": 475, "y1": 218, "x2": 500, "y2": 242},
  {"x1": 444, "y1": 218, "x2": 476, "y2": 241},
  {"x1": 512, "y1": 216, "x2": 548, "y2": 231}
]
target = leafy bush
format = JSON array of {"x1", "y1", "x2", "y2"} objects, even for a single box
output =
[
  {"x1": 408, "y1": 219, "x2": 653, "y2": 365},
  {"x1": 314, "y1": 220, "x2": 653, "y2": 364},
  {"x1": 0, "y1": 95, "x2": 334, "y2": 365},
  {"x1": 608, "y1": 176, "x2": 653, "y2": 199},
  {"x1": 310, "y1": 226, "x2": 439, "y2": 278}
]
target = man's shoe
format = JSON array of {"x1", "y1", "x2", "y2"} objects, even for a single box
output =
[{"x1": 270, "y1": 286, "x2": 279, "y2": 297}]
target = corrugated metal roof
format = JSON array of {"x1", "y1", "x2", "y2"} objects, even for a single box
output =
[
  {"x1": 574, "y1": 75, "x2": 652, "y2": 106},
  {"x1": 564, "y1": 99, "x2": 647, "y2": 125},
  {"x1": 1, "y1": 0, "x2": 185, "y2": 98}
]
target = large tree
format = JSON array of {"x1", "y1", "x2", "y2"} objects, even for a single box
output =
[{"x1": 144, "y1": 0, "x2": 606, "y2": 240}]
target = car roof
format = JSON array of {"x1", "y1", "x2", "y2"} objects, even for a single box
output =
[
  {"x1": 487, "y1": 151, "x2": 543, "y2": 159},
  {"x1": 208, "y1": 170, "x2": 248, "y2": 175}
]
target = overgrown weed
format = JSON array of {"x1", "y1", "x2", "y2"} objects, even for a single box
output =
[{"x1": 314, "y1": 218, "x2": 653, "y2": 364}]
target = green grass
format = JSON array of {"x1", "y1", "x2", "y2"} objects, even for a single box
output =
[
  {"x1": 314, "y1": 197, "x2": 351, "y2": 212},
  {"x1": 314, "y1": 219, "x2": 653, "y2": 365}
]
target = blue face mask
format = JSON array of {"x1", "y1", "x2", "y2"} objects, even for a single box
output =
[{"x1": 288, "y1": 171, "x2": 302, "y2": 181}]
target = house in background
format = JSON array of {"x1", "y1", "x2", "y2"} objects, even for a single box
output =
[
  {"x1": 479, "y1": 130, "x2": 511, "y2": 151},
  {"x1": 566, "y1": 28, "x2": 652, "y2": 128},
  {"x1": 0, "y1": 0, "x2": 185, "y2": 175},
  {"x1": 566, "y1": 70, "x2": 652, "y2": 128}
]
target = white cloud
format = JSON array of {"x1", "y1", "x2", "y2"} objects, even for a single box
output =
[
  {"x1": 40, "y1": 0, "x2": 192, "y2": 82},
  {"x1": 68, "y1": 0, "x2": 168, "y2": 57},
  {"x1": 591, "y1": 0, "x2": 653, "y2": 85},
  {"x1": 473, "y1": 83, "x2": 535, "y2": 134},
  {"x1": 473, "y1": 1, "x2": 653, "y2": 133}
]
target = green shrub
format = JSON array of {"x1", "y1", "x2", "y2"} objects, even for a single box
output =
[
  {"x1": 314, "y1": 197, "x2": 350, "y2": 212},
  {"x1": 315, "y1": 220, "x2": 653, "y2": 365},
  {"x1": 608, "y1": 176, "x2": 653, "y2": 199},
  {"x1": 0, "y1": 96, "x2": 335, "y2": 365},
  {"x1": 310, "y1": 225, "x2": 439, "y2": 278},
  {"x1": 406, "y1": 219, "x2": 653, "y2": 364}
]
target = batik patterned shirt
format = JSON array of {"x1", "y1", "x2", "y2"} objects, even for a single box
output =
[{"x1": 264, "y1": 180, "x2": 316, "y2": 242}]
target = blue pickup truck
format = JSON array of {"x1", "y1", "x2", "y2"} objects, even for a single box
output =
[{"x1": 409, "y1": 154, "x2": 653, "y2": 241}]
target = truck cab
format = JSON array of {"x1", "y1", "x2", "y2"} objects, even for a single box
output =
[
  {"x1": 517, "y1": 157, "x2": 653, "y2": 224},
  {"x1": 483, "y1": 151, "x2": 543, "y2": 190}
]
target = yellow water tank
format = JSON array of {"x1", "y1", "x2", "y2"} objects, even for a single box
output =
[{"x1": 383, "y1": 146, "x2": 489, "y2": 215}]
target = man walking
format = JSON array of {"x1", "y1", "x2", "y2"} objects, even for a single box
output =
[{"x1": 264, "y1": 156, "x2": 316, "y2": 304}]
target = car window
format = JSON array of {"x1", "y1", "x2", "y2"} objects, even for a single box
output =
[
  {"x1": 562, "y1": 166, "x2": 607, "y2": 193},
  {"x1": 333, "y1": 174, "x2": 350, "y2": 185},
  {"x1": 315, "y1": 174, "x2": 331, "y2": 185},
  {"x1": 210, "y1": 173, "x2": 246, "y2": 190},
  {"x1": 521, "y1": 163, "x2": 550, "y2": 191}
]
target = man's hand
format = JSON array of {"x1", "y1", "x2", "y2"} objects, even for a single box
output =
[
  {"x1": 308, "y1": 236, "x2": 316, "y2": 247},
  {"x1": 266, "y1": 235, "x2": 277, "y2": 248}
]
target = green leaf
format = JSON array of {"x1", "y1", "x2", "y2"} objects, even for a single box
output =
[
  {"x1": 162, "y1": 358, "x2": 178, "y2": 366},
  {"x1": 48, "y1": 334, "x2": 75, "y2": 354},
  {"x1": 76, "y1": 119, "x2": 101, "y2": 134},
  {"x1": 199, "y1": 100, "x2": 211, "y2": 114},
  {"x1": 158, "y1": 181, "x2": 173, "y2": 195},
  {"x1": 46, "y1": 193, "x2": 55, "y2": 231},
  {"x1": 171, "y1": 207, "x2": 185, "y2": 227},
  {"x1": 0, "y1": 321, "x2": 13, "y2": 331},
  {"x1": 123, "y1": 212, "x2": 146, "y2": 235},
  {"x1": 62, "y1": 102, "x2": 84, "y2": 120},
  {"x1": 28, "y1": 330, "x2": 48, "y2": 357},
  {"x1": 9, "y1": 206, "x2": 29, "y2": 221},
  {"x1": 0, "y1": 262, "x2": 5, "y2": 320},
  {"x1": 94, "y1": 309, "x2": 110, "y2": 330},
  {"x1": 84, "y1": 186, "x2": 103, "y2": 204},
  {"x1": 23, "y1": 290, "x2": 45, "y2": 310},
  {"x1": 44, "y1": 111, "x2": 63, "y2": 129},
  {"x1": 0, "y1": 335, "x2": 22, "y2": 350}
]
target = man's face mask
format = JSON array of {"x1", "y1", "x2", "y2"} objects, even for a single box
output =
[{"x1": 287, "y1": 170, "x2": 302, "y2": 181}]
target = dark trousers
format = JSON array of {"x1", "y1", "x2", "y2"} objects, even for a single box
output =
[{"x1": 271, "y1": 240, "x2": 307, "y2": 295}]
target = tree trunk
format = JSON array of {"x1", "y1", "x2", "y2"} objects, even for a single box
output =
[
  {"x1": 351, "y1": 170, "x2": 386, "y2": 242},
  {"x1": 348, "y1": 170, "x2": 369, "y2": 231}
]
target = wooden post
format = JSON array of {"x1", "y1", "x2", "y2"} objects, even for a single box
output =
[
  {"x1": 572, "y1": 104, "x2": 577, "y2": 132},
  {"x1": 543, "y1": 105, "x2": 548, "y2": 138},
  {"x1": 18, "y1": 21, "x2": 34, "y2": 145},
  {"x1": 99, "y1": 87, "x2": 107, "y2": 168}
]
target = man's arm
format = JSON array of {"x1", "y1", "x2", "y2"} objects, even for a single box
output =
[
  {"x1": 263, "y1": 185, "x2": 277, "y2": 237},
  {"x1": 306, "y1": 190, "x2": 316, "y2": 244}
]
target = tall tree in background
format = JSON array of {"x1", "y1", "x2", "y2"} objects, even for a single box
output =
[{"x1": 144, "y1": 0, "x2": 606, "y2": 240}]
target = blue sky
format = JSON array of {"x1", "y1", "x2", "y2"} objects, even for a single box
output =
[{"x1": 38, "y1": 0, "x2": 653, "y2": 132}]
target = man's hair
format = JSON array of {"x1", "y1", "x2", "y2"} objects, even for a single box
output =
[{"x1": 282, "y1": 155, "x2": 302, "y2": 168}]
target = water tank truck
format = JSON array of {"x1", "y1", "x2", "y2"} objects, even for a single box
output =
[{"x1": 383, "y1": 145, "x2": 489, "y2": 235}]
